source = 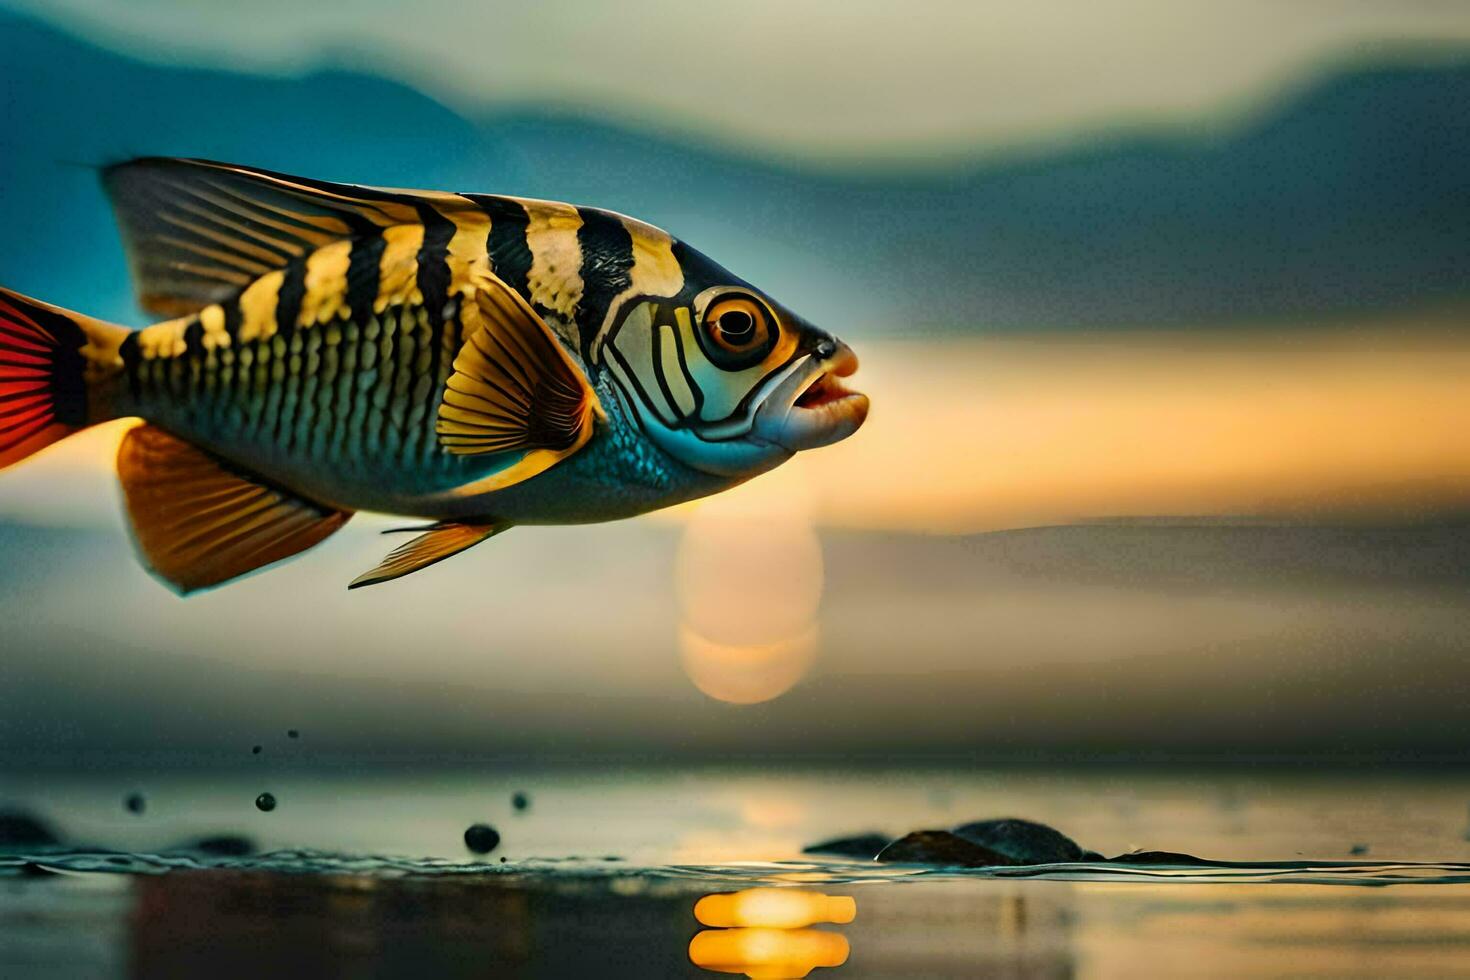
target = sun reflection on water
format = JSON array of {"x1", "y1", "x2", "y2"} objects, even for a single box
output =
[{"x1": 690, "y1": 888, "x2": 855, "y2": 979}]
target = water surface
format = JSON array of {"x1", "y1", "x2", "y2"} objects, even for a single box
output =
[{"x1": 4, "y1": 765, "x2": 1470, "y2": 977}]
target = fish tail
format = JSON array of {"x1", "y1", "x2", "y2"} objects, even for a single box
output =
[{"x1": 0, "y1": 286, "x2": 127, "y2": 469}]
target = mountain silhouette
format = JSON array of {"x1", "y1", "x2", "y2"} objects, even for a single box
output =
[{"x1": 1, "y1": 11, "x2": 1466, "y2": 334}]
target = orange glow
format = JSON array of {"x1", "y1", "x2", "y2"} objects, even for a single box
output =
[
  {"x1": 678, "y1": 624, "x2": 818, "y2": 705},
  {"x1": 793, "y1": 323, "x2": 1470, "y2": 532},
  {"x1": 9, "y1": 322, "x2": 1470, "y2": 538},
  {"x1": 676, "y1": 465, "x2": 824, "y2": 703},
  {"x1": 695, "y1": 889, "x2": 857, "y2": 929},
  {"x1": 688, "y1": 927, "x2": 850, "y2": 979},
  {"x1": 676, "y1": 484, "x2": 822, "y2": 647}
]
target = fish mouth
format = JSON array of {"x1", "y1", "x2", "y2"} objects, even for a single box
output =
[{"x1": 755, "y1": 342, "x2": 870, "y2": 452}]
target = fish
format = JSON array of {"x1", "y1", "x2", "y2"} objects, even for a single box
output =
[{"x1": 0, "y1": 159, "x2": 868, "y2": 592}]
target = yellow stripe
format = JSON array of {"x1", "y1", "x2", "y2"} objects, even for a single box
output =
[
  {"x1": 443, "y1": 431, "x2": 595, "y2": 498},
  {"x1": 299, "y1": 239, "x2": 352, "y2": 327},
  {"x1": 238, "y1": 269, "x2": 283, "y2": 343},
  {"x1": 439, "y1": 204, "x2": 491, "y2": 298},
  {"x1": 136, "y1": 316, "x2": 190, "y2": 360},
  {"x1": 523, "y1": 201, "x2": 584, "y2": 320},
  {"x1": 659, "y1": 321, "x2": 697, "y2": 416},
  {"x1": 375, "y1": 224, "x2": 424, "y2": 312},
  {"x1": 199, "y1": 304, "x2": 231, "y2": 350}
]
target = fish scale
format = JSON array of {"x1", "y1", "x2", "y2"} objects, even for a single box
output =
[{"x1": 117, "y1": 292, "x2": 473, "y2": 491}]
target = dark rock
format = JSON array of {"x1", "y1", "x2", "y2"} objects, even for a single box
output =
[
  {"x1": 876, "y1": 830, "x2": 1020, "y2": 867},
  {"x1": 802, "y1": 833, "x2": 891, "y2": 860},
  {"x1": 464, "y1": 824, "x2": 500, "y2": 855},
  {"x1": 177, "y1": 835, "x2": 256, "y2": 857},
  {"x1": 511, "y1": 791, "x2": 530, "y2": 812},
  {"x1": 952, "y1": 818, "x2": 1085, "y2": 864},
  {"x1": 0, "y1": 809, "x2": 61, "y2": 848},
  {"x1": 1109, "y1": 849, "x2": 1216, "y2": 866},
  {"x1": 125, "y1": 793, "x2": 147, "y2": 816},
  {"x1": 254, "y1": 793, "x2": 277, "y2": 813}
]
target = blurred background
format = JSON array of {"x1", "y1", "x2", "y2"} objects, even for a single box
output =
[{"x1": 2, "y1": 0, "x2": 1469, "y2": 770}]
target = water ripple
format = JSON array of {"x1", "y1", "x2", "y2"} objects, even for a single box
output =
[{"x1": 4, "y1": 848, "x2": 1470, "y2": 887}]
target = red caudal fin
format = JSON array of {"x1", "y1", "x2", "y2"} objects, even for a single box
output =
[{"x1": 0, "y1": 287, "x2": 121, "y2": 469}]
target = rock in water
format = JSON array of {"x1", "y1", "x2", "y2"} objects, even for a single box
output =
[
  {"x1": 1109, "y1": 849, "x2": 1215, "y2": 866},
  {"x1": 951, "y1": 818, "x2": 1087, "y2": 864},
  {"x1": 0, "y1": 809, "x2": 61, "y2": 848},
  {"x1": 802, "y1": 833, "x2": 892, "y2": 860},
  {"x1": 254, "y1": 793, "x2": 277, "y2": 813},
  {"x1": 173, "y1": 835, "x2": 257, "y2": 857},
  {"x1": 876, "y1": 831, "x2": 1020, "y2": 867},
  {"x1": 464, "y1": 823, "x2": 500, "y2": 854}
]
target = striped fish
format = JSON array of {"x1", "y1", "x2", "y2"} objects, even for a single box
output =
[{"x1": 0, "y1": 159, "x2": 868, "y2": 591}]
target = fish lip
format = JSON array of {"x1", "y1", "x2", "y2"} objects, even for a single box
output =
[{"x1": 754, "y1": 344, "x2": 869, "y2": 452}]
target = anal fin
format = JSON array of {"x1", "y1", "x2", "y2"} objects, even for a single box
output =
[
  {"x1": 117, "y1": 424, "x2": 351, "y2": 593},
  {"x1": 349, "y1": 521, "x2": 507, "y2": 589}
]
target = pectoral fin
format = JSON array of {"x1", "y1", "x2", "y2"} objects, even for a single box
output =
[
  {"x1": 433, "y1": 276, "x2": 598, "y2": 495},
  {"x1": 349, "y1": 521, "x2": 507, "y2": 589},
  {"x1": 117, "y1": 424, "x2": 352, "y2": 593}
]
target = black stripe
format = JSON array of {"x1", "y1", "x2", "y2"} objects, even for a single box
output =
[
  {"x1": 275, "y1": 261, "x2": 307, "y2": 342},
  {"x1": 346, "y1": 234, "x2": 387, "y2": 324},
  {"x1": 415, "y1": 205, "x2": 456, "y2": 331},
  {"x1": 666, "y1": 307, "x2": 705, "y2": 417},
  {"x1": 181, "y1": 320, "x2": 205, "y2": 399},
  {"x1": 222, "y1": 297, "x2": 243, "y2": 341},
  {"x1": 120, "y1": 333, "x2": 142, "y2": 401},
  {"x1": 412, "y1": 206, "x2": 457, "y2": 417},
  {"x1": 469, "y1": 195, "x2": 532, "y2": 299},
  {"x1": 649, "y1": 330, "x2": 686, "y2": 427},
  {"x1": 575, "y1": 207, "x2": 634, "y2": 363},
  {"x1": 607, "y1": 344, "x2": 672, "y2": 431},
  {"x1": 183, "y1": 316, "x2": 206, "y2": 367}
]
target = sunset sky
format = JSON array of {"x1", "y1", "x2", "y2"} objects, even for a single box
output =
[{"x1": 1, "y1": 1, "x2": 1467, "y2": 762}]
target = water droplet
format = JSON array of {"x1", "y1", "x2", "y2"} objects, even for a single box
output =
[
  {"x1": 124, "y1": 793, "x2": 146, "y2": 815},
  {"x1": 463, "y1": 823, "x2": 500, "y2": 854},
  {"x1": 512, "y1": 791, "x2": 530, "y2": 812},
  {"x1": 255, "y1": 793, "x2": 277, "y2": 813}
]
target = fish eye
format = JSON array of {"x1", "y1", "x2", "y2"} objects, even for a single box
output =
[{"x1": 704, "y1": 295, "x2": 773, "y2": 362}]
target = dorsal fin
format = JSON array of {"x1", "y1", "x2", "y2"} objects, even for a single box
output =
[
  {"x1": 117, "y1": 423, "x2": 352, "y2": 593},
  {"x1": 101, "y1": 158, "x2": 482, "y2": 317}
]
